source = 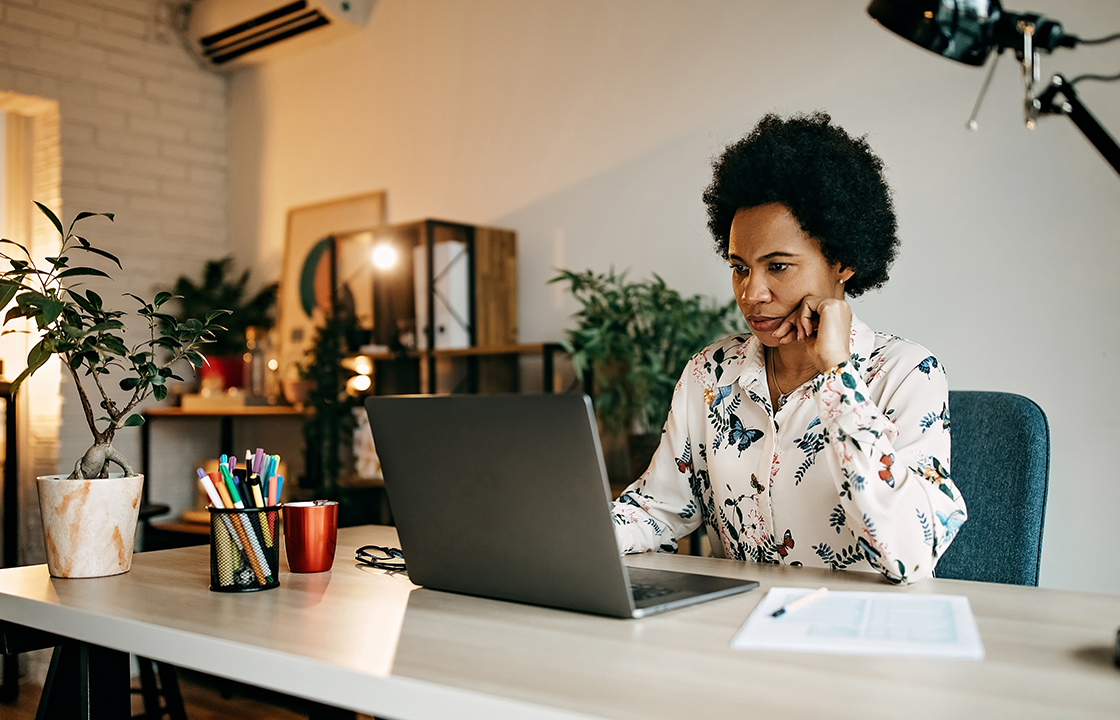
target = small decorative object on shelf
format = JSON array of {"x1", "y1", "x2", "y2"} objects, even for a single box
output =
[{"x1": 0, "y1": 203, "x2": 227, "y2": 577}]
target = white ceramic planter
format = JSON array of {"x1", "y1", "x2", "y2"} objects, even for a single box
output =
[{"x1": 36, "y1": 473, "x2": 144, "y2": 579}]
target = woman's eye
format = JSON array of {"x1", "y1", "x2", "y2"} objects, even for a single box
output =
[
  {"x1": 730, "y1": 264, "x2": 748, "y2": 275},
  {"x1": 769, "y1": 262, "x2": 788, "y2": 272}
]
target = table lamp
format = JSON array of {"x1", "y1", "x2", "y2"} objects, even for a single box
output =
[{"x1": 867, "y1": 0, "x2": 1120, "y2": 175}]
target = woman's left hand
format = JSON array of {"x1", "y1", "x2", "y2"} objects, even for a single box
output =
[{"x1": 773, "y1": 296, "x2": 852, "y2": 372}]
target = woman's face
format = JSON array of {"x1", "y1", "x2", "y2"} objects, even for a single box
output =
[{"x1": 729, "y1": 203, "x2": 851, "y2": 346}]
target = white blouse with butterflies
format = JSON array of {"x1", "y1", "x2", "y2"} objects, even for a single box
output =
[{"x1": 610, "y1": 314, "x2": 967, "y2": 584}]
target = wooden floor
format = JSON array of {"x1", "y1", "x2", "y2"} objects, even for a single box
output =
[{"x1": 3, "y1": 665, "x2": 365, "y2": 719}]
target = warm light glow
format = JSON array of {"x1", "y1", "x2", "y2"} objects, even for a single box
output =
[
  {"x1": 372, "y1": 243, "x2": 398, "y2": 269},
  {"x1": 354, "y1": 356, "x2": 373, "y2": 375},
  {"x1": 349, "y1": 374, "x2": 372, "y2": 393},
  {"x1": 267, "y1": 358, "x2": 279, "y2": 371},
  {"x1": 923, "y1": 10, "x2": 933, "y2": 18}
]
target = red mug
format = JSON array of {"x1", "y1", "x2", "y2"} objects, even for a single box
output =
[{"x1": 283, "y1": 501, "x2": 338, "y2": 573}]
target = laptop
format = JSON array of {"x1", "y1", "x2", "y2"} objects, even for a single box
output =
[{"x1": 364, "y1": 393, "x2": 757, "y2": 618}]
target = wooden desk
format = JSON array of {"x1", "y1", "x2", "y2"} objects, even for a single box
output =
[{"x1": 0, "y1": 525, "x2": 1118, "y2": 719}]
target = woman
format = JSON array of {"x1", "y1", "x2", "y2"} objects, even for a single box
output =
[{"x1": 611, "y1": 112, "x2": 965, "y2": 584}]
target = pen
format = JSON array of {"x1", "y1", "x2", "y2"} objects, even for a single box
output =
[
  {"x1": 772, "y1": 587, "x2": 828, "y2": 617},
  {"x1": 249, "y1": 474, "x2": 265, "y2": 509},
  {"x1": 219, "y1": 464, "x2": 245, "y2": 509},
  {"x1": 197, "y1": 468, "x2": 225, "y2": 508}
]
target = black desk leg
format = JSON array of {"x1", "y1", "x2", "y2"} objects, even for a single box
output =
[
  {"x1": 307, "y1": 701, "x2": 357, "y2": 720},
  {"x1": 36, "y1": 641, "x2": 129, "y2": 720},
  {"x1": 0, "y1": 653, "x2": 17, "y2": 703}
]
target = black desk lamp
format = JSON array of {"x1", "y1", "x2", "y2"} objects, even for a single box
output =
[{"x1": 867, "y1": 0, "x2": 1120, "y2": 175}]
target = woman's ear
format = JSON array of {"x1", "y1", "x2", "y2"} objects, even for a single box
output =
[{"x1": 838, "y1": 267, "x2": 855, "y2": 285}]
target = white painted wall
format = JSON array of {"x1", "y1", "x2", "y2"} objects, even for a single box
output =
[
  {"x1": 0, "y1": 0, "x2": 230, "y2": 552},
  {"x1": 227, "y1": 0, "x2": 1120, "y2": 593}
]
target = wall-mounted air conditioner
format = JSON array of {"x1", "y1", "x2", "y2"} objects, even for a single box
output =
[{"x1": 186, "y1": 0, "x2": 373, "y2": 70}]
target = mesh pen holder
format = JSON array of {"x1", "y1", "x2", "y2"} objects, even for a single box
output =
[{"x1": 209, "y1": 506, "x2": 280, "y2": 592}]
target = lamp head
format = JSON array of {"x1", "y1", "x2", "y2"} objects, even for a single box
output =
[{"x1": 867, "y1": 0, "x2": 1076, "y2": 66}]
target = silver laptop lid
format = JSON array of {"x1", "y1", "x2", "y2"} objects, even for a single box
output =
[{"x1": 365, "y1": 393, "x2": 637, "y2": 617}]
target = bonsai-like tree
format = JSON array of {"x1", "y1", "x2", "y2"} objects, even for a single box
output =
[{"x1": 0, "y1": 203, "x2": 227, "y2": 479}]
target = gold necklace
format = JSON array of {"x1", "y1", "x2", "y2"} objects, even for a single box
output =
[{"x1": 768, "y1": 349, "x2": 817, "y2": 412}]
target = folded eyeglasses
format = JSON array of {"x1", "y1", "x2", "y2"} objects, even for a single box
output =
[{"x1": 355, "y1": 545, "x2": 406, "y2": 571}]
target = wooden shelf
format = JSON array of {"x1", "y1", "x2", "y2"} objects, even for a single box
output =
[
  {"x1": 145, "y1": 406, "x2": 304, "y2": 418},
  {"x1": 351, "y1": 342, "x2": 561, "y2": 362}
]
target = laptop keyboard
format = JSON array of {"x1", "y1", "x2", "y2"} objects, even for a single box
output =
[{"x1": 630, "y1": 582, "x2": 676, "y2": 602}]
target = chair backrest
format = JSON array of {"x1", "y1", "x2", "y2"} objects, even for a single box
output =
[{"x1": 934, "y1": 391, "x2": 1049, "y2": 586}]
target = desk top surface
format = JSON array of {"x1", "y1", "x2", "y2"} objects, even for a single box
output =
[{"x1": 0, "y1": 525, "x2": 1117, "y2": 720}]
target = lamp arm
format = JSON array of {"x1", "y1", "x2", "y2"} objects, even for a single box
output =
[{"x1": 1036, "y1": 75, "x2": 1120, "y2": 175}]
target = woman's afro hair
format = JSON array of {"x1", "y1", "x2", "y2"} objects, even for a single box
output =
[{"x1": 702, "y1": 111, "x2": 899, "y2": 297}]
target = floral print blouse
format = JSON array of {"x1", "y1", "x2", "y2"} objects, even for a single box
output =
[{"x1": 611, "y1": 315, "x2": 966, "y2": 584}]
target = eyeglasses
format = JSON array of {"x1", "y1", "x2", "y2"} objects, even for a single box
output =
[{"x1": 355, "y1": 545, "x2": 406, "y2": 571}]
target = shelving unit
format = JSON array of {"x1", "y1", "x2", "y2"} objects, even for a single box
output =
[
  {"x1": 353, "y1": 218, "x2": 564, "y2": 395},
  {"x1": 346, "y1": 342, "x2": 568, "y2": 395}
]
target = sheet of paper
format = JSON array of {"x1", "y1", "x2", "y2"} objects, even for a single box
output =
[{"x1": 731, "y1": 587, "x2": 985, "y2": 659}]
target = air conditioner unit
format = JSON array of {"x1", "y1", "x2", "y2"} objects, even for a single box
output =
[{"x1": 186, "y1": 0, "x2": 373, "y2": 69}]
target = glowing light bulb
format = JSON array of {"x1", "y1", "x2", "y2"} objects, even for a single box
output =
[
  {"x1": 349, "y1": 374, "x2": 372, "y2": 393},
  {"x1": 372, "y1": 244, "x2": 398, "y2": 269}
]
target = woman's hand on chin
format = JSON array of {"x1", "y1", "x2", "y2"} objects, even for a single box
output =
[{"x1": 772, "y1": 296, "x2": 852, "y2": 372}]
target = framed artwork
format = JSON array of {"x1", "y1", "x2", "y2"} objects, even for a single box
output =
[{"x1": 277, "y1": 191, "x2": 387, "y2": 380}]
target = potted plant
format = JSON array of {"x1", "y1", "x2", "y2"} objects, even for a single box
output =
[
  {"x1": 165, "y1": 256, "x2": 278, "y2": 391},
  {"x1": 0, "y1": 203, "x2": 226, "y2": 578},
  {"x1": 551, "y1": 268, "x2": 744, "y2": 487}
]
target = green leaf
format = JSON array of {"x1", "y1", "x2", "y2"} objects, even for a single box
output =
[
  {"x1": 57, "y1": 267, "x2": 111, "y2": 280},
  {"x1": 0, "y1": 238, "x2": 31, "y2": 258},
  {"x1": 4, "y1": 305, "x2": 36, "y2": 324},
  {"x1": 40, "y1": 299, "x2": 64, "y2": 326},
  {"x1": 119, "y1": 376, "x2": 140, "y2": 391},
  {"x1": 153, "y1": 292, "x2": 173, "y2": 308},
  {"x1": 88, "y1": 320, "x2": 125, "y2": 333},
  {"x1": 33, "y1": 202, "x2": 63, "y2": 237},
  {"x1": 101, "y1": 335, "x2": 128, "y2": 356},
  {"x1": 10, "y1": 339, "x2": 53, "y2": 394},
  {"x1": 153, "y1": 384, "x2": 167, "y2": 402},
  {"x1": 123, "y1": 414, "x2": 145, "y2": 427},
  {"x1": 85, "y1": 290, "x2": 104, "y2": 310},
  {"x1": 65, "y1": 289, "x2": 96, "y2": 314},
  {"x1": 66, "y1": 211, "x2": 114, "y2": 237},
  {"x1": 72, "y1": 245, "x2": 122, "y2": 269},
  {"x1": 0, "y1": 281, "x2": 20, "y2": 309}
]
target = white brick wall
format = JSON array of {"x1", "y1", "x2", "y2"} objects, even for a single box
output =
[{"x1": 0, "y1": 0, "x2": 230, "y2": 539}]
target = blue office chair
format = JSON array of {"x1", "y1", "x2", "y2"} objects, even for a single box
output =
[{"x1": 934, "y1": 391, "x2": 1050, "y2": 586}]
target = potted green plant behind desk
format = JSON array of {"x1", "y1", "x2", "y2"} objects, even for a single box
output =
[
  {"x1": 166, "y1": 256, "x2": 278, "y2": 392},
  {"x1": 552, "y1": 269, "x2": 744, "y2": 491},
  {"x1": 299, "y1": 307, "x2": 361, "y2": 506},
  {"x1": 0, "y1": 204, "x2": 226, "y2": 578}
]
